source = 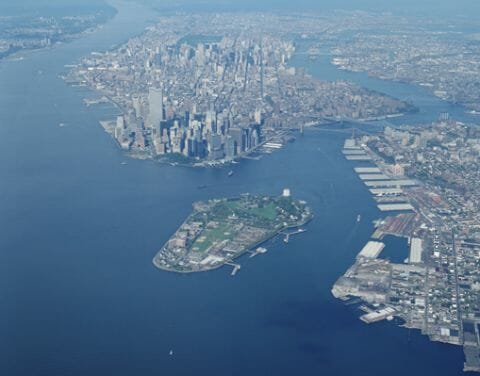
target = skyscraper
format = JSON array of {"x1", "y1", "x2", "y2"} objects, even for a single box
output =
[
  {"x1": 147, "y1": 87, "x2": 164, "y2": 133},
  {"x1": 132, "y1": 95, "x2": 143, "y2": 119}
]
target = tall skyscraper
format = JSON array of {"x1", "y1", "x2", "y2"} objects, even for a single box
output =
[
  {"x1": 147, "y1": 87, "x2": 164, "y2": 132},
  {"x1": 132, "y1": 95, "x2": 143, "y2": 119}
]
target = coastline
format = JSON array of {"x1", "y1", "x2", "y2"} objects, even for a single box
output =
[
  {"x1": 1, "y1": 12, "x2": 116, "y2": 63},
  {"x1": 152, "y1": 202, "x2": 314, "y2": 274}
]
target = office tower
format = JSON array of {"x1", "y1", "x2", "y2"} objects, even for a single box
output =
[
  {"x1": 228, "y1": 128, "x2": 244, "y2": 154},
  {"x1": 224, "y1": 136, "x2": 235, "y2": 160},
  {"x1": 254, "y1": 109, "x2": 262, "y2": 124},
  {"x1": 132, "y1": 95, "x2": 143, "y2": 119},
  {"x1": 147, "y1": 86, "x2": 164, "y2": 132},
  {"x1": 208, "y1": 133, "x2": 223, "y2": 160}
]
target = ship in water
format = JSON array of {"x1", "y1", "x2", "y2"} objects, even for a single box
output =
[
  {"x1": 357, "y1": 214, "x2": 361, "y2": 223},
  {"x1": 228, "y1": 170, "x2": 234, "y2": 177}
]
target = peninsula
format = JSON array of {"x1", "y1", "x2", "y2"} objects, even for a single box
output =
[
  {"x1": 153, "y1": 190, "x2": 312, "y2": 273},
  {"x1": 65, "y1": 13, "x2": 414, "y2": 166}
]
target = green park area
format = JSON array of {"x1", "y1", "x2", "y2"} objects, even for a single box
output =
[{"x1": 191, "y1": 222, "x2": 234, "y2": 253}]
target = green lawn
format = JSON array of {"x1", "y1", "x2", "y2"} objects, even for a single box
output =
[
  {"x1": 250, "y1": 202, "x2": 278, "y2": 221},
  {"x1": 191, "y1": 222, "x2": 234, "y2": 253},
  {"x1": 222, "y1": 200, "x2": 278, "y2": 221},
  {"x1": 188, "y1": 197, "x2": 306, "y2": 255}
]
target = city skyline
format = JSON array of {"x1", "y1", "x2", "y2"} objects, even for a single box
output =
[{"x1": 3, "y1": 1, "x2": 480, "y2": 375}]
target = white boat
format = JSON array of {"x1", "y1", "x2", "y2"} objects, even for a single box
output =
[{"x1": 357, "y1": 214, "x2": 361, "y2": 222}]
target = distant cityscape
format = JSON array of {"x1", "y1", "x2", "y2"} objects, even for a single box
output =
[
  {"x1": 330, "y1": 19, "x2": 480, "y2": 112},
  {"x1": 65, "y1": 13, "x2": 413, "y2": 165},
  {"x1": 5, "y1": 1, "x2": 480, "y2": 375},
  {"x1": 0, "y1": 7, "x2": 115, "y2": 60}
]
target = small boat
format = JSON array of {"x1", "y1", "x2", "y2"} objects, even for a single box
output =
[
  {"x1": 121, "y1": 162, "x2": 127, "y2": 165},
  {"x1": 197, "y1": 184, "x2": 208, "y2": 190},
  {"x1": 356, "y1": 214, "x2": 361, "y2": 223},
  {"x1": 228, "y1": 170, "x2": 234, "y2": 177},
  {"x1": 169, "y1": 349, "x2": 174, "y2": 356}
]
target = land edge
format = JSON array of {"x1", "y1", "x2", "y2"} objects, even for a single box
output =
[{"x1": 152, "y1": 210, "x2": 314, "y2": 274}]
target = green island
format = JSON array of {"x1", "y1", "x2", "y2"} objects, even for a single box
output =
[{"x1": 153, "y1": 190, "x2": 313, "y2": 273}]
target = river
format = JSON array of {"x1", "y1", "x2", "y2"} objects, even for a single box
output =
[
  {"x1": 290, "y1": 41, "x2": 479, "y2": 126},
  {"x1": 0, "y1": 3, "x2": 471, "y2": 375}
]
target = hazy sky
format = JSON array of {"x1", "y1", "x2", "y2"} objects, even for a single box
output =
[
  {"x1": 143, "y1": 0, "x2": 480, "y2": 16},
  {"x1": 1, "y1": 0, "x2": 480, "y2": 20},
  {"x1": 0, "y1": 0, "x2": 112, "y2": 16}
]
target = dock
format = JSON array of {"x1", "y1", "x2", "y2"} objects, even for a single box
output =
[
  {"x1": 248, "y1": 247, "x2": 268, "y2": 258},
  {"x1": 357, "y1": 241, "x2": 385, "y2": 259},
  {"x1": 226, "y1": 262, "x2": 241, "y2": 276},
  {"x1": 345, "y1": 155, "x2": 372, "y2": 161},
  {"x1": 360, "y1": 307, "x2": 396, "y2": 323},
  {"x1": 281, "y1": 228, "x2": 307, "y2": 243},
  {"x1": 359, "y1": 174, "x2": 390, "y2": 180},
  {"x1": 355, "y1": 167, "x2": 381, "y2": 173},
  {"x1": 364, "y1": 179, "x2": 417, "y2": 187},
  {"x1": 263, "y1": 142, "x2": 283, "y2": 149},
  {"x1": 377, "y1": 203, "x2": 414, "y2": 211},
  {"x1": 371, "y1": 229, "x2": 384, "y2": 240},
  {"x1": 342, "y1": 149, "x2": 368, "y2": 155},
  {"x1": 370, "y1": 188, "x2": 403, "y2": 196},
  {"x1": 343, "y1": 139, "x2": 360, "y2": 149}
]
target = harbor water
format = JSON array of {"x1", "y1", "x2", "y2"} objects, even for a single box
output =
[{"x1": 0, "y1": 3, "x2": 472, "y2": 375}]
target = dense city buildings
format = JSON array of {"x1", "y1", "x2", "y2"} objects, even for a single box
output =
[
  {"x1": 66, "y1": 13, "x2": 412, "y2": 165},
  {"x1": 54, "y1": 8, "x2": 480, "y2": 370},
  {"x1": 5, "y1": 1, "x2": 480, "y2": 374},
  {"x1": 333, "y1": 118, "x2": 480, "y2": 372},
  {"x1": 331, "y1": 21, "x2": 480, "y2": 112}
]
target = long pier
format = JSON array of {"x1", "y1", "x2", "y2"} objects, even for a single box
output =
[
  {"x1": 281, "y1": 228, "x2": 307, "y2": 243},
  {"x1": 225, "y1": 262, "x2": 241, "y2": 276},
  {"x1": 248, "y1": 247, "x2": 268, "y2": 258}
]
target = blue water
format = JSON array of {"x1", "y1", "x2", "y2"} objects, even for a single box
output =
[
  {"x1": 378, "y1": 235, "x2": 410, "y2": 264},
  {"x1": 0, "y1": 3, "x2": 469, "y2": 375}
]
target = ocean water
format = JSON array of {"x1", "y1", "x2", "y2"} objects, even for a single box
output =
[{"x1": 0, "y1": 3, "x2": 469, "y2": 375}]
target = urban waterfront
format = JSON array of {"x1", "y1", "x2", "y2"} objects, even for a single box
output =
[
  {"x1": 0, "y1": 3, "x2": 473, "y2": 375},
  {"x1": 290, "y1": 41, "x2": 479, "y2": 126}
]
